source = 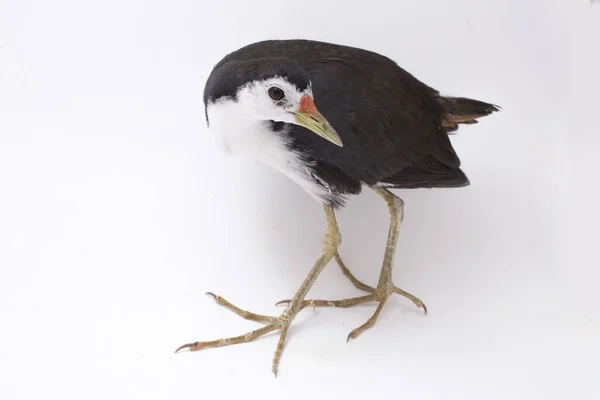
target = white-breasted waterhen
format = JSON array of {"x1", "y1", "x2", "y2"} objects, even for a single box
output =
[{"x1": 176, "y1": 39, "x2": 499, "y2": 375}]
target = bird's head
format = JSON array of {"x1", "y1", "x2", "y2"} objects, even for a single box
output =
[{"x1": 203, "y1": 58, "x2": 343, "y2": 147}]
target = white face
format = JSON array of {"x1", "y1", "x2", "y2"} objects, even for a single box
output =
[
  {"x1": 205, "y1": 75, "x2": 343, "y2": 152},
  {"x1": 204, "y1": 77, "x2": 338, "y2": 205},
  {"x1": 230, "y1": 76, "x2": 313, "y2": 124}
]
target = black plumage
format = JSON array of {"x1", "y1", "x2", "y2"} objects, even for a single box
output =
[{"x1": 204, "y1": 39, "x2": 498, "y2": 208}]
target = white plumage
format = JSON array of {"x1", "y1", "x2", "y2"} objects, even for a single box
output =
[{"x1": 205, "y1": 77, "x2": 331, "y2": 203}]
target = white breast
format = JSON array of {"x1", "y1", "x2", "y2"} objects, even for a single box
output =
[{"x1": 206, "y1": 100, "x2": 331, "y2": 203}]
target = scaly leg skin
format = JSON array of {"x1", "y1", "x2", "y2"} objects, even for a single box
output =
[
  {"x1": 277, "y1": 187, "x2": 426, "y2": 342},
  {"x1": 175, "y1": 204, "x2": 341, "y2": 376}
]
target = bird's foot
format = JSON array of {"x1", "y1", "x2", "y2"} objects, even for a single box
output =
[
  {"x1": 345, "y1": 284, "x2": 426, "y2": 341},
  {"x1": 276, "y1": 285, "x2": 425, "y2": 342},
  {"x1": 175, "y1": 292, "x2": 295, "y2": 376},
  {"x1": 276, "y1": 253, "x2": 426, "y2": 341},
  {"x1": 277, "y1": 285, "x2": 427, "y2": 341}
]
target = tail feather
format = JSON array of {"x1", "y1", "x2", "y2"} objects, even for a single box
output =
[{"x1": 438, "y1": 96, "x2": 500, "y2": 132}]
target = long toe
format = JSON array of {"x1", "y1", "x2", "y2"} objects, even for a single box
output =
[
  {"x1": 346, "y1": 297, "x2": 388, "y2": 342},
  {"x1": 206, "y1": 292, "x2": 277, "y2": 323},
  {"x1": 393, "y1": 286, "x2": 427, "y2": 314},
  {"x1": 275, "y1": 294, "x2": 376, "y2": 310}
]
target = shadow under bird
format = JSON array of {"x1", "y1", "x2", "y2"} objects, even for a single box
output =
[{"x1": 176, "y1": 39, "x2": 499, "y2": 375}]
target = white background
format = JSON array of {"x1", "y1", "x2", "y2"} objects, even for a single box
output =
[{"x1": 1, "y1": 0, "x2": 599, "y2": 399}]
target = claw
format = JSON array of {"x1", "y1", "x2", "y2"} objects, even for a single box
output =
[
  {"x1": 275, "y1": 299, "x2": 290, "y2": 306},
  {"x1": 346, "y1": 324, "x2": 368, "y2": 342},
  {"x1": 346, "y1": 332, "x2": 354, "y2": 343},
  {"x1": 175, "y1": 342, "x2": 196, "y2": 353},
  {"x1": 205, "y1": 292, "x2": 217, "y2": 300}
]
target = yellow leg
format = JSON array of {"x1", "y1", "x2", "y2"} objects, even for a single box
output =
[
  {"x1": 277, "y1": 187, "x2": 426, "y2": 341},
  {"x1": 176, "y1": 204, "x2": 341, "y2": 376}
]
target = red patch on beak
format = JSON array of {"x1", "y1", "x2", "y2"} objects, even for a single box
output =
[{"x1": 299, "y1": 95, "x2": 317, "y2": 114}]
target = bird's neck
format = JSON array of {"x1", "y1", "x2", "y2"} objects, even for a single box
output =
[
  {"x1": 207, "y1": 100, "x2": 294, "y2": 163},
  {"x1": 205, "y1": 100, "x2": 332, "y2": 204}
]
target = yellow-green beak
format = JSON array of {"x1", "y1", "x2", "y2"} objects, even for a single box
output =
[{"x1": 294, "y1": 95, "x2": 343, "y2": 147}]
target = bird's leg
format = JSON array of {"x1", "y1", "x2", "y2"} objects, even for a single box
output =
[
  {"x1": 175, "y1": 204, "x2": 341, "y2": 376},
  {"x1": 346, "y1": 187, "x2": 426, "y2": 340},
  {"x1": 277, "y1": 187, "x2": 426, "y2": 341}
]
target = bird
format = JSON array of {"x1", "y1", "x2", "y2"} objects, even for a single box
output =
[{"x1": 175, "y1": 39, "x2": 499, "y2": 375}]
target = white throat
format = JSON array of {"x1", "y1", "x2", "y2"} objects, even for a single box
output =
[{"x1": 206, "y1": 99, "x2": 331, "y2": 203}]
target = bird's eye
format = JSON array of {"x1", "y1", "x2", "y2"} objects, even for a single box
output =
[{"x1": 268, "y1": 86, "x2": 285, "y2": 101}]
